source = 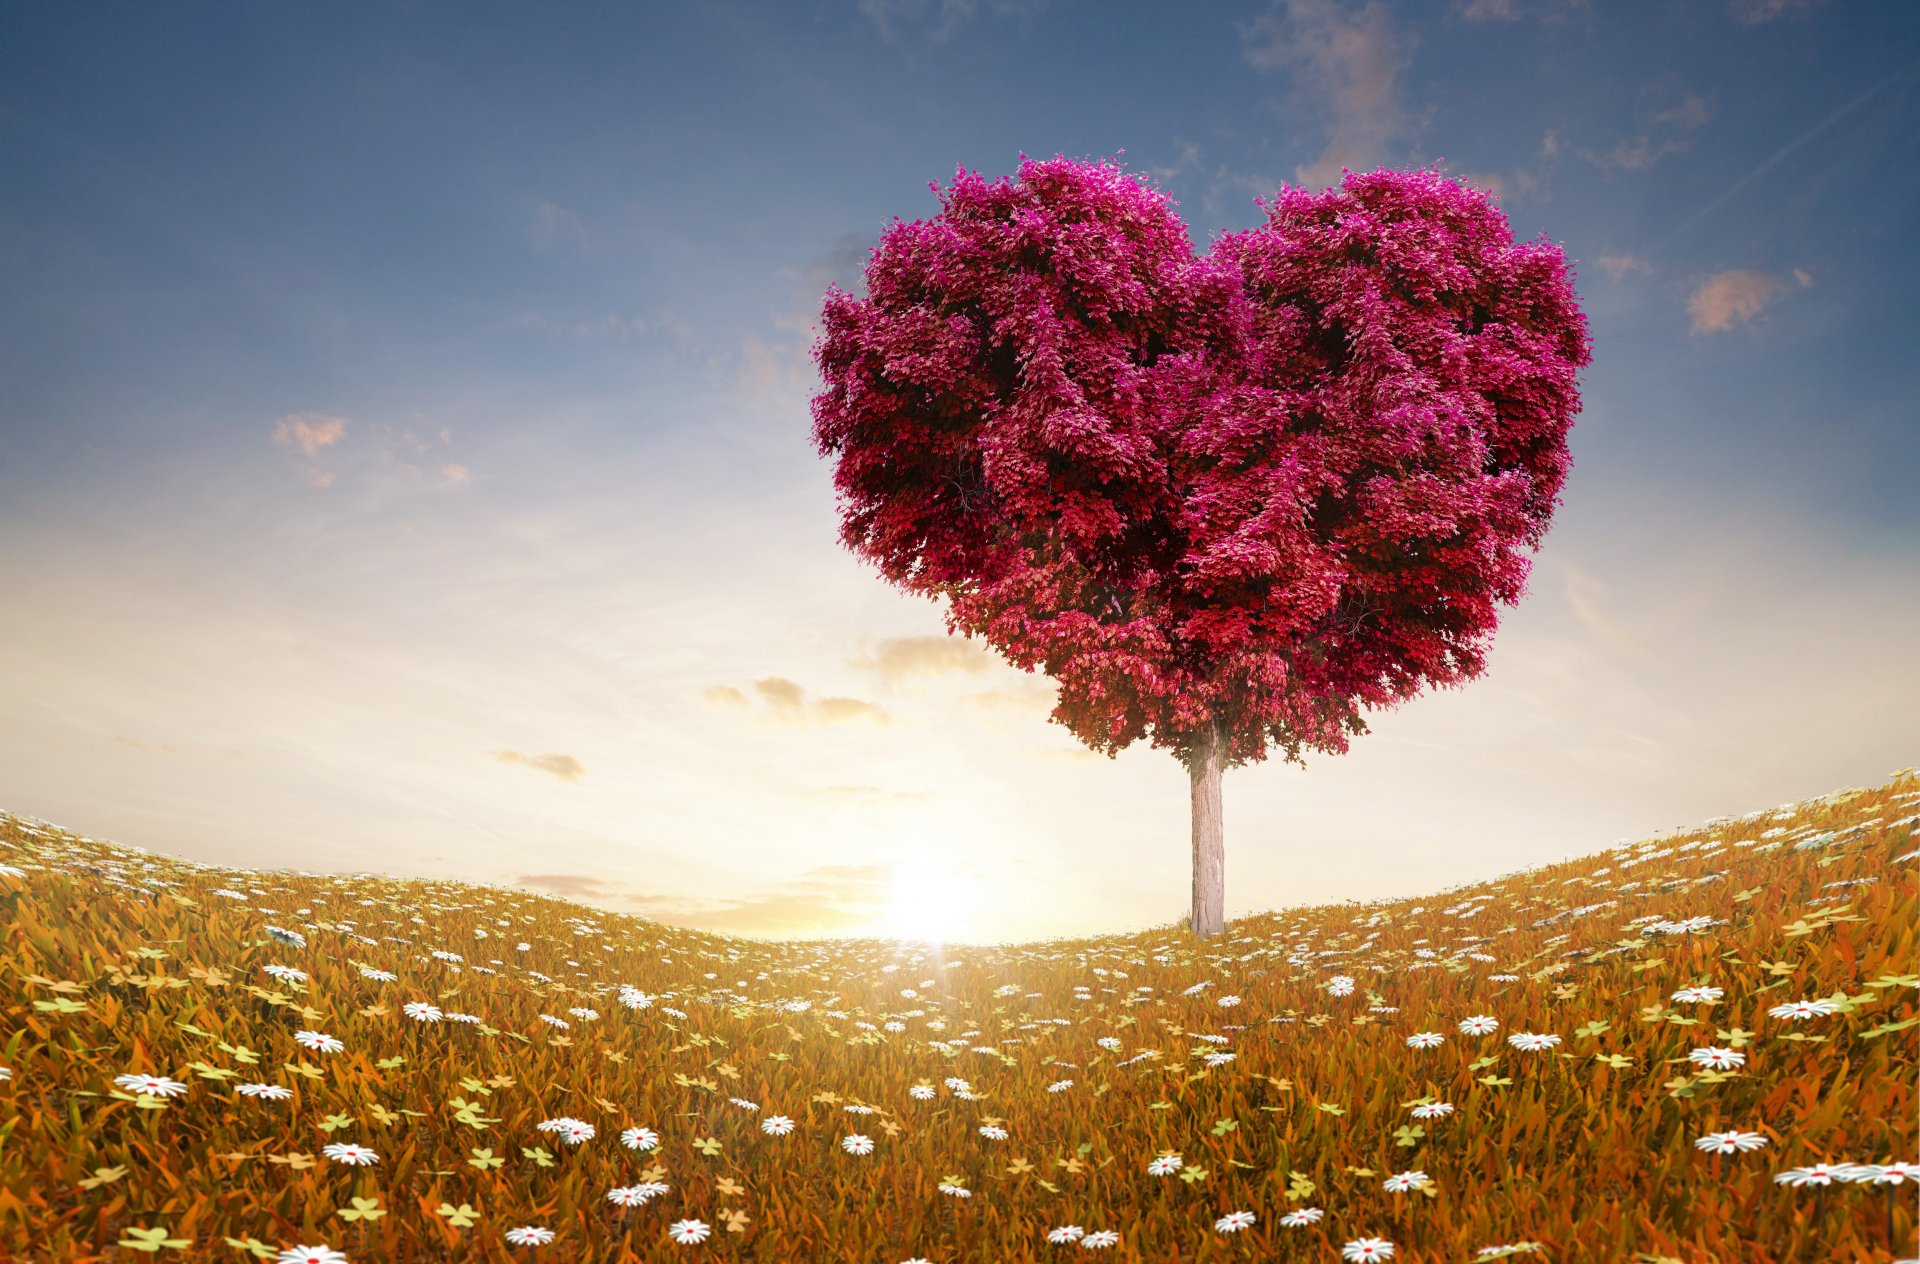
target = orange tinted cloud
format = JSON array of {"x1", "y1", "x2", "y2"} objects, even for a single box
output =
[
  {"x1": 494, "y1": 750, "x2": 586, "y2": 782},
  {"x1": 1687, "y1": 269, "x2": 1790, "y2": 334},
  {"x1": 272, "y1": 413, "x2": 349, "y2": 456}
]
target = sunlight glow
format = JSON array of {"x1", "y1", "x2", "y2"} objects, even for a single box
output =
[{"x1": 881, "y1": 855, "x2": 977, "y2": 944}]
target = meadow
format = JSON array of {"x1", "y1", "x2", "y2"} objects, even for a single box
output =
[{"x1": 0, "y1": 772, "x2": 1914, "y2": 1263}]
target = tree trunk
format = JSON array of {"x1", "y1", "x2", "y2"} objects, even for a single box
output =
[{"x1": 1189, "y1": 718, "x2": 1225, "y2": 938}]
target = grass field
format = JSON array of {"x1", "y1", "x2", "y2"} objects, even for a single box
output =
[{"x1": 1, "y1": 772, "x2": 1915, "y2": 1263}]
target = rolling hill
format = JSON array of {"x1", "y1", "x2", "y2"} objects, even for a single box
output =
[{"x1": 1, "y1": 771, "x2": 1915, "y2": 1262}]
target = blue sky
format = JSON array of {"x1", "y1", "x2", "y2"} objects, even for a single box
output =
[{"x1": 2, "y1": 0, "x2": 1916, "y2": 943}]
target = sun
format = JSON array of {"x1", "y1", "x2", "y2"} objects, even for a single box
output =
[{"x1": 881, "y1": 856, "x2": 976, "y2": 944}]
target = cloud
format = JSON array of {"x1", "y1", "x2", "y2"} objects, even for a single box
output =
[
  {"x1": 957, "y1": 685, "x2": 1056, "y2": 719},
  {"x1": 1458, "y1": 0, "x2": 1594, "y2": 22},
  {"x1": 1238, "y1": 0, "x2": 1421, "y2": 191},
  {"x1": 1037, "y1": 746, "x2": 1105, "y2": 763},
  {"x1": 521, "y1": 310, "x2": 695, "y2": 347},
  {"x1": 441, "y1": 463, "x2": 470, "y2": 486},
  {"x1": 1451, "y1": 170, "x2": 1509, "y2": 199},
  {"x1": 1595, "y1": 253, "x2": 1653, "y2": 281},
  {"x1": 858, "y1": 0, "x2": 1048, "y2": 45},
  {"x1": 812, "y1": 696, "x2": 892, "y2": 726},
  {"x1": 1650, "y1": 93, "x2": 1712, "y2": 129},
  {"x1": 1729, "y1": 0, "x2": 1826, "y2": 22},
  {"x1": 532, "y1": 201, "x2": 586, "y2": 252},
  {"x1": 803, "y1": 784, "x2": 930, "y2": 803},
  {"x1": 307, "y1": 469, "x2": 336, "y2": 489},
  {"x1": 852, "y1": 635, "x2": 998, "y2": 683},
  {"x1": 1686, "y1": 269, "x2": 1792, "y2": 334},
  {"x1": 1540, "y1": 129, "x2": 1561, "y2": 158},
  {"x1": 715, "y1": 677, "x2": 893, "y2": 727},
  {"x1": 1561, "y1": 560, "x2": 1666, "y2": 667},
  {"x1": 753, "y1": 676, "x2": 808, "y2": 714},
  {"x1": 1576, "y1": 88, "x2": 1712, "y2": 174},
  {"x1": 494, "y1": 750, "x2": 587, "y2": 782},
  {"x1": 272, "y1": 413, "x2": 349, "y2": 457},
  {"x1": 112, "y1": 735, "x2": 246, "y2": 758},
  {"x1": 517, "y1": 872, "x2": 613, "y2": 898},
  {"x1": 1140, "y1": 139, "x2": 1203, "y2": 187},
  {"x1": 625, "y1": 862, "x2": 892, "y2": 935}
]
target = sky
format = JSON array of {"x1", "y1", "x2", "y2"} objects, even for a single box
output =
[{"x1": 2, "y1": 0, "x2": 1917, "y2": 946}]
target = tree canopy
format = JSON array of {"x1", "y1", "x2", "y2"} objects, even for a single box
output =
[{"x1": 809, "y1": 154, "x2": 1592, "y2": 773}]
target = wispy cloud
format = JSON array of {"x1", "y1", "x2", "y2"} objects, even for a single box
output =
[
  {"x1": 112, "y1": 735, "x2": 247, "y2": 759},
  {"x1": 1686, "y1": 268, "x2": 1808, "y2": 335},
  {"x1": 1577, "y1": 87, "x2": 1712, "y2": 173},
  {"x1": 626, "y1": 862, "x2": 891, "y2": 935},
  {"x1": 1729, "y1": 0, "x2": 1826, "y2": 23},
  {"x1": 1595, "y1": 252, "x2": 1653, "y2": 281},
  {"x1": 957, "y1": 685, "x2": 1055, "y2": 719},
  {"x1": 1458, "y1": 0, "x2": 1519, "y2": 20},
  {"x1": 516, "y1": 872, "x2": 614, "y2": 898},
  {"x1": 1239, "y1": 0, "x2": 1422, "y2": 192},
  {"x1": 852, "y1": 635, "x2": 997, "y2": 683},
  {"x1": 1651, "y1": 58, "x2": 1920, "y2": 253},
  {"x1": 812, "y1": 696, "x2": 891, "y2": 726},
  {"x1": 730, "y1": 675, "x2": 891, "y2": 726},
  {"x1": 1561, "y1": 560, "x2": 1666, "y2": 666},
  {"x1": 520, "y1": 310, "x2": 695, "y2": 346},
  {"x1": 1458, "y1": 1, "x2": 1593, "y2": 25},
  {"x1": 857, "y1": 0, "x2": 1048, "y2": 45},
  {"x1": 494, "y1": 750, "x2": 587, "y2": 782},
  {"x1": 272, "y1": 413, "x2": 348, "y2": 457},
  {"x1": 531, "y1": 201, "x2": 586, "y2": 252},
  {"x1": 801, "y1": 784, "x2": 929, "y2": 803},
  {"x1": 753, "y1": 676, "x2": 808, "y2": 715},
  {"x1": 1139, "y1": 139, "x2": 1203, "y2": 187}
]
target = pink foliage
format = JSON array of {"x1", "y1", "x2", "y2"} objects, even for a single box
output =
[{"x1": 809, "y1": 155, "x2": 1592, "y2": 769}]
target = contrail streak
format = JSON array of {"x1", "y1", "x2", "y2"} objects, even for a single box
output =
[{"x1": 1655, "y1": 53, "x2": 1920, "y2": 254}]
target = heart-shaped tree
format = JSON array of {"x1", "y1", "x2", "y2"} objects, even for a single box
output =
[{"x1": 809, "y1": 154, "x2": 1592, "y2": 938}]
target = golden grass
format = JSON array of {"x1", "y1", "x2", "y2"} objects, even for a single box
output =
[{"x1": 0, "y1": 772, "x2": 1915, "y2": 1263}]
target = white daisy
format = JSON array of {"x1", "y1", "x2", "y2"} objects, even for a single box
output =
[
  {"x1": 235, "y1": 1082, "x2": 293, "y2": 1100},
  {"x1": 275, "y1": 1248, "x2": 347, "y2": 1264},
  {"x1": 321, "y1": 1142, "x2": 380, "y2": 1166},
  {"x1": 1768, "y1": 999, "x2": 1840, "y2": 1021}
]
